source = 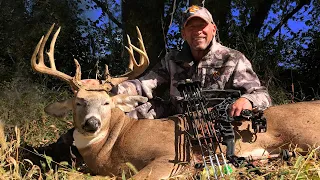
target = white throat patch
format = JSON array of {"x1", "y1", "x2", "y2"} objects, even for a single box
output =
[{"x1": 73, "y1": 129, "x2": 107, "y2": 149}]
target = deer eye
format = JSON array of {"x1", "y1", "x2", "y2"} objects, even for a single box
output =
[
  {"x1": 76, "y1": 102, "x2": 82, "y2": 106},
  {"x1": 103, "y1": 101, "x2": 109, "y2": 106}
]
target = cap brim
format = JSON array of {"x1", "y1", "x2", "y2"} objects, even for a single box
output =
[{"x1": 183, "y1": 15, "x2": 211, "y2": 28}]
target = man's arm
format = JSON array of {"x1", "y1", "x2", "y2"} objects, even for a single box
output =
[
  {"x1": 78, "y1": 52, "x2": 173, "y2": 119},
  {"x1": 111, "y1": 53, "x2": 173, "y2": 119},
  {"x1": 112, "y1": 53, "x2": 171, "y2": 99},
  {"x1": 231, "y1": 53, "x2": 272, "y2": 109}
]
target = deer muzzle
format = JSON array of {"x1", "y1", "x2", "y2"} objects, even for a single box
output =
[{"x1": 83, "y1": 117, "x2": 101, "y2": 133}]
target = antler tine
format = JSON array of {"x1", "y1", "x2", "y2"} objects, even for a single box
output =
[
  {"x1": 31, "y1": 24, "x2": 82, "y2": 91},
  {"x1": 136, "y1": 26, "x2": 147, "y2": 66},
  {"x1": 129, "y1": 27, "x2": 149, "y2": 69},
  {"x1": 109, "y1": 27, "x2": 149, "y2": 86},
  {"x1": 131, "y1": 26, "x2": 149, "y2": 71},
  {"x1": 125, "y1": 34, "x2": 136, "y2": 71},
  {"x1": 124, "y1": 27, "x2": 148, "y2": 71},
  {"x1": 74, "y1": 59, "x2": 82, "y2": 82},
  {"x1": 47, "y1": 25, "x2": 59, "y2": 70},
  {"x1": 104, "y1": 64, "x2": 111, "y2": 82}
]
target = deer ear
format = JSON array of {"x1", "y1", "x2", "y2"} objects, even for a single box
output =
[
  {"x1": 111, "y1": 95, "x2": 148, "y2": 112},
  {"x1": 44, "y1": 98, "x2": 73, "y2": 118}
]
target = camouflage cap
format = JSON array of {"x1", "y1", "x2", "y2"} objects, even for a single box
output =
[{"x1": 182, "y1": 5, "x2": 214, "y2": 28}]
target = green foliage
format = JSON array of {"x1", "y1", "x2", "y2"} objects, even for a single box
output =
[
  {"x1": 0, "y1": 1, "x2": 320, "y2": 177},
  {"x1": 292, "y1": 33, "x2": 320, "y2": 101},
  {"x1": 1, "y1": 0, "x2": 319, "y2": 102},
  {"x1": 0, "y1": 124, "x2": 113, "y2": 179},
  {"x1": 0, "y1": 76, "x2": 73, "y2": 146}
]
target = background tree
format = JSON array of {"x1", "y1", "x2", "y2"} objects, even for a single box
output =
[
  {"x1": 0, "y1": 0, "x2": 93, "y2": 89},
  {"x1": 0, "y1": 0, "x2": 319, "y2": 104}
]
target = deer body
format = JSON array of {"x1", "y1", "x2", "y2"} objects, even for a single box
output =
[
  {"x1": 46, "y1": 96, "x2": 190, "y2": 179},
  {"x1": 32, "y1": 25, "x2": 320, "y2": 179},
  {"x1": 77, "y1": 113, "x2": 183, "y2": 178},
  {"x1": 45, "y1": 97, "x2": 320, "y2": 178},
  {"x1": 234, "y1": 101, "x2": 320, "y2": 157},
  {"x1": 44, "y1": 88, "x2": 189, "y2": 179}
]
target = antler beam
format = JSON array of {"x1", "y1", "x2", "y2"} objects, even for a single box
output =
[
  {"x1": 31, "y1": 24, "x2": 83, "y2": 91},
  {"x1": 107, "y1": 26, "x2": 149, "y2": 86},
  {"x1": 31, "y1": 25, "x2": 149, "y2": 92}
]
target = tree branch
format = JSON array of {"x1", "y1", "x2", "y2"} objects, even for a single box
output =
[
  {"x1": 264, "y1": 0, "x2": 311, "y2": 41},
  {"x1": 91, "y1": 0, "x2": 123, "y2": 29},
  {"x1": 164, "y1": 0, "x2": 176, "y2": 32},
  {"x1": 245, "y1": 0, "x2": 274, "y2": 36}
]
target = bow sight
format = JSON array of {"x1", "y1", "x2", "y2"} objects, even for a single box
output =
[{"x1": 177, "y1": 79, "x2": 267, "y2": 179}]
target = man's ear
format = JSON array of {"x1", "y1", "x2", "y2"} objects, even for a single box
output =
[
  {"x1": 181, "y1": 28, "x2": 186, "y2": 40},
  {"x1": 111, "y1": 94, "x2": 148, "y2": 112},
  {"x1": 44, "y1": 98, "x2": 73, "y2": 118},
  {"x1": 212, "y1": 23, "x2": 217, "y2": 36}
]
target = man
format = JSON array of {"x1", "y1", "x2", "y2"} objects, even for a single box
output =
[
  {"x1": 28, "y1": 5, "x2": 271, "y2": 169},
  {"x1": 114, "y1": 5, "x2": 271, "y2": 119}
]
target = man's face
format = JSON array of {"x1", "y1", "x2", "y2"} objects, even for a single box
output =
[{"x1": 182, "y1": 17, "x2": 216, "y2": 51}]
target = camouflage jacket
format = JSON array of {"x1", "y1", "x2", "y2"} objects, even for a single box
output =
[{"x1": 114, "y1": 40, "x2": 272, "y2": 118}]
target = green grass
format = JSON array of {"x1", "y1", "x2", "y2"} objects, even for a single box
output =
[
  {"x1": 0, "y1": 78, "x2": 319, "y2": 179},
  {"x1": 0, "y1": 78, "x2": 115, "y2": 179},
  {"x1": 0, "y1": 124, "x2": 114, "y2": 179}
]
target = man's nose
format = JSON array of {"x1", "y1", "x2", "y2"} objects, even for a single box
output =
[{"x1": 192, "y1": 29, "x2": 202, "y2": 35}]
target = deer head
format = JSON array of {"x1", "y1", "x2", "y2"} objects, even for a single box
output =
[{"x1": 32, "y1": 24, "x2": 149, "y2": 136}]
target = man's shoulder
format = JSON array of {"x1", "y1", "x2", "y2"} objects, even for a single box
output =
[
  {"x1": 164, "y1": 48, "x2": 194, "y2": 65},
  {"x1": 165, "y1": 49, "x2": 180, "y2": 60},
  {"x1": 213, "y1": 42, "x2": 247, "y2": 64},
  {"x1": 214, "y1": 42, "x2": 244, "y2": 56}
]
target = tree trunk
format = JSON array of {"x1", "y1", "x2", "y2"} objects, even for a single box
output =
[
  {"x1": 122, "y1": 0, "x2": 166, "y2": 71},
  {"x1": 189, "y1": 0, "x2": 203, "y2": 6},
  {"x1": 205, "y1": 0, "x2": 232, "y2": 42},
  {"x1": 245, "y1": 0, "x2": 274, "y2": 37}
]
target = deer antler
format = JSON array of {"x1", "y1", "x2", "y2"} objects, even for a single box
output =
[
  {"x1": 31, "y1": 24, "x2": 83, "y2": 91},
  {"x1": 106, "y1": 26, "x2": 149, "y2": 86},
  {"x1": 31, "y1": 25, "x2": 149, "y2": 92}
]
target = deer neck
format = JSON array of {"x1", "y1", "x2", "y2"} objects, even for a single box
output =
[
  {"x1": 73, "y1": 108, "x2": 135, "y2": 153},
  {"x1": 73, "y1": 108, "x2": 135, "y2": 175}
]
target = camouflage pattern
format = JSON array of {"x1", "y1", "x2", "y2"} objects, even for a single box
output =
[{"x1": 115, "y1": 39, "x2": 272, "y2": 119}]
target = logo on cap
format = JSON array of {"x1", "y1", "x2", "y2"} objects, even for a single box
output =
[
  {"x1": 188, "y1": 5, "x2": 200, "y2": 13},
  {"x1": 182, "y1": 5, "x2": 214, "y2": 28}
]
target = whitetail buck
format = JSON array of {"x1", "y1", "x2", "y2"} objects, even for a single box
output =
[{"x1": 31, "y1": 25, "x2": 320, "y2": 179}]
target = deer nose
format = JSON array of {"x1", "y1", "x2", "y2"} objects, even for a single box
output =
[{"x1": 83, "y1": 117, "x2": 101, "y2": 133}]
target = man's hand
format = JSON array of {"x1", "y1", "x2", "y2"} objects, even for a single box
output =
[
  {"x1": 127, "y1": 102, "x2": 156, "y2": 119},
  {"x1": 229, "y1": 97, "x2": 252, "y2": 117},
  {"x1": 76, "y1": 79, "x2": 155, "y2": 119}
]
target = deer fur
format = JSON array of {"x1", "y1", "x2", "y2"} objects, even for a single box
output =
[
  {"x1": 45, "y1": 88, "x2": 320, "y2": 179},
  {"x1": 33, "y1": 25, "x2": 320, "y2": 179},
  {"x1": 234, "y1": 100, "x2": 320, "y2": 157},
  {"x1": 45, "y1": 89, "x2": 190, "y2": 179}
]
